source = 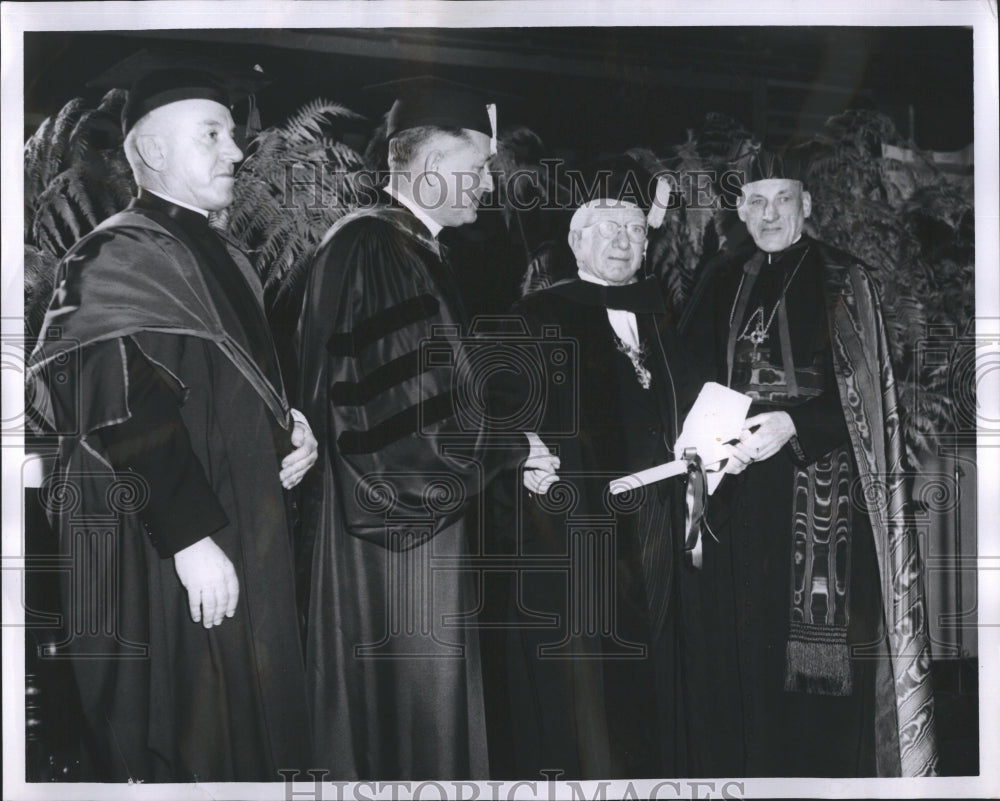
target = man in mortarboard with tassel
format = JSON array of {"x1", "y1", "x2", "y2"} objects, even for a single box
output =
[
  {"x1": 678, "y1": 146, "x2": 937, "y2": 777},
  {"x1": 296, "y1": 76, "x2": 558, "y2": 780},
  {"x1": 26, "y1": 53, "x2": 315, "y2": 781}
]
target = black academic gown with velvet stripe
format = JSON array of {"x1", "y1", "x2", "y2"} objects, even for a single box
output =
[
  {"x1": 27, "y1": 196, "x2": 309, "y2": 781},
  {"x1": 297, "y1": 196, "x2": 527, "y2": 780},
  {"x1": 493, "y1": 277, "x2": 695, "y2": 779}
]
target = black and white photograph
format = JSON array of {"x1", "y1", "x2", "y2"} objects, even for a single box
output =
[{"x1": 2, "y1": 1, "x2": 997, "y2": 799}]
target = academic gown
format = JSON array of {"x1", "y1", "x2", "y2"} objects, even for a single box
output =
[
  {"x1": 494, "y1": 277, "x2": 695, "y2": 780},
  {"x1": 27, "y1": 194, "x2": 310, "y2": 782},
  {"x1": 297, "y1": 195, "x2": 527, "y2": 780}
]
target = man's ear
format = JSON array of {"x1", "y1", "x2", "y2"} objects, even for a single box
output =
[
  {"x1": 134, "y1": 134, "x2": 166, "y2": 172},
  {"x1": 567, "y1": 229, "x2": 583, "y2": 260},
  {"x1": 422, "y1": 148, "x2": 443, "y2": 175},
  {"x1": 801, "y1": 190, "x2": 812, "y2": 219}
]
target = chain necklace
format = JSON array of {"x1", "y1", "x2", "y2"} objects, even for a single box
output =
[
  {"x1": 730, "y1": 246, "x2": 810, "y2": 360},
  {"x1": 614, "y1": 335, "x2": 652, "y2": 389}
]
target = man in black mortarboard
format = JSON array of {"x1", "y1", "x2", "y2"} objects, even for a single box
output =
[
  {"x1": 677, "y1": 146, "x2": 937, "y2": 777},
  {"x1": 488, "y1": 154, "x2": 696, "y2": 779},
  {"x1": 296, "y1": 76, "x2": 558, "y2": 780},
  {"x1": 27, "y1": 53, "x2": 316, "y2": 781}
]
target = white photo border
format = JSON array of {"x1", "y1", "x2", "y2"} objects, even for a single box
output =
[{"x1": 3, "y1": 2, "x2": 997, "y2": 799}]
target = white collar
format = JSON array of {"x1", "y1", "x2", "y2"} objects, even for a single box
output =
[
  {"x1": 143, "y1": 188, "x2": 210, "y2": 218},
  {"x1": 385, "y1": 185, "x2": 443, "y2": 239},
  {"x1": 577, "y1": 271, "x2": 640, "y2": 350},
  {"x1": 765, "y1": 233, "x2": 805, "y2": 263},
  {"x1": 576, "y1": 271, "x2": 638, "y2": 287}
]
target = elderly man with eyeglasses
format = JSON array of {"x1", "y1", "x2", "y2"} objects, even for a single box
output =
[{"x1": 490, "y1": 155, "x2": 696, "y2": 779}]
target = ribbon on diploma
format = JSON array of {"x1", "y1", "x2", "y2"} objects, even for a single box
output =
[
  {"x1": 608, "y1": 382, "x2": 753, "y2": 569},
  {"x1": 608, "y1": 447, "x2": 714, "y2": 568},
  {"x1": 683, "y1": 448, "x2": 708, "y2": 568}
]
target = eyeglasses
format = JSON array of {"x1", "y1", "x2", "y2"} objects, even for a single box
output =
[{"x1": 576, "y1": 220, "x2": 647, "y2": 243}]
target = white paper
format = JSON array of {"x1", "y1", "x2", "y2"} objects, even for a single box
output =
[
  {"x1": 611, "y1": 382, "x2": 752, "y2": 495},
  {"x1": 673, "y1": 381, "x2": 753, "y2": 493}
]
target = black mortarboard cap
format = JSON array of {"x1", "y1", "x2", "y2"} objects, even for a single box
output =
[
  {"x1": 87, "y1": 49, "x2": 271, "y2": 136},
  {"x1": 366, "y1": 75, "x2": 499, "y2": 143}
]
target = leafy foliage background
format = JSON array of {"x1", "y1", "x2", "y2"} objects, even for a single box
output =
[{"x1": 23, "y1": 96, "x2": 974, "y2": 457}]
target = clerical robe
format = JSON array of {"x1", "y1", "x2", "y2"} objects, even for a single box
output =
[
  {"x1": 27, "y1": 194, "x2": 310, "y2": 781},
  {"x1": 679, "y1": 235, "x2": 937, "y2": 777}
]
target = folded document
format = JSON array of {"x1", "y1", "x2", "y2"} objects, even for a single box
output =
[{"x1": 609, "y1": 382, "x2": 752, "y2": 495}]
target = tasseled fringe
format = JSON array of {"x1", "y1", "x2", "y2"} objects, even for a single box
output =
[{"x1": 783, "y1": 636, "x2": 853, "y2": 696}]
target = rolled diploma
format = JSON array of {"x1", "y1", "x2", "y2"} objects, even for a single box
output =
[{"x1": 608, "y1": 382, "x2": 752, "y2": 495}]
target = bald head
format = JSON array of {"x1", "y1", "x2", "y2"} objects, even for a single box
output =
[{"x1": 123, "y1": 98, "x2": 243, "y2": 213}]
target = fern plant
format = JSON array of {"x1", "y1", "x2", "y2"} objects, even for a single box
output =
[
  {"x1": 226, "y1": 98, "x2": 366, "y2": 303},
  {"x1": 803, "y1": 110, "x2": 974, "y2": 456},
  {"x1": 24, "y1": 89, "x2": 134, "y2": 259},
  {"x1": 223, "y1": 98, "x2": 367, "y2": 394},
  {"x1": 24, "y1": 89, "x2": 134, "y2": 346},
  {"x1": 647, "y1": 114, "x2": 758, "y2": 310}
]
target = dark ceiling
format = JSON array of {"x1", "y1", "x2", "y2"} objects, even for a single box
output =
[{"x1": 24, "y1": 26, "x2": 975, "y2": 155}]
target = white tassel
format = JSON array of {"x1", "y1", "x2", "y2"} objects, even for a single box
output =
[
  {"x1": 486, "y1": 103, "x2": 497, "y2": 156},
  {"x1": 646, "y1": 176, "x2": 671, "y2": 229}
]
